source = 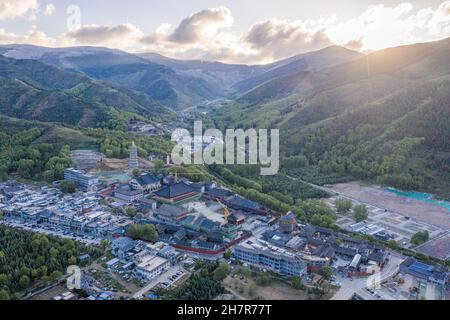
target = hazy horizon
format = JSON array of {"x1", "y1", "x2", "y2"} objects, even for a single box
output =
[{"x1": 1, "y1": 0, "x2": 450, "y2": 64}]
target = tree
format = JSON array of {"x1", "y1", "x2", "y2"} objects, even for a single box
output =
[
  {"x1": 19, "y1": 275, "x2": 30, "y2": 289},
  {"x1": 241, "y1": 268, "x2": 252, "y2": 281},
  {"x1": 17, "y1": 159, "x2": 35, "y2": 179},
  {"x1": 68, "y1": 256, "x2": 77, "y2": 265},
  {"x1": 153, "y1": 159, "x2": 165, "y2": 173},
  {"x1": 0, "y1": 290, "x2": 9, "y2": 301},
  {"x1": 126, "y1": 206, "x2": 136, "y2": 218},
  {"x1": 256, "y1": 274, "x2": 272, "y2": 287},
  {"x1": 411, "y1": 231, "x2": 429, "y2": 245},
  {"x1": 60, "y1": 180, "x2": 76, "y2": 194},
  {"x1": 248, "y1": 283, "x2": 257, "y2": 297},
  {"x1": 127, "y1": 224, "x2": 158, "y2": 243},
  {"x1": 321, "y1": 266, "x2": 333, "y2": 280},
  {"x1": 100, "y1": 240, "x2": 109, "y2": 249},
  {"x1": 0, "y1": 274, "x2": 9, "y2": 286},
  {"x1": 292, "y1": 276, "x2": 304, "y2": 290},
  {"x1": 50, "y1": 271, "x2": 63, "y2": 282},
  {"x1": 353, "y1": 205, "x2": 368, "y2": 222},
  {"x1": 132, "y1": 169, "x2": 141, "y2": 178},
  {"x1": 214, "y1": 262, "x2": 230, "y2": 281},
  {"x1": 141, "y1": 224, "x2": 158, "y2": 243},
  {"x1": 223, "y1": 250, "x2": 232, "y2": 260},
  {"x1": 387, "y1": 240, "x2": 399, "y2": 250},
  {"x1": 335, "y1": 198, "x2": 352, "y2": 215}
]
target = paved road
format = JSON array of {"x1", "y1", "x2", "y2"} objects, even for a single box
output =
[{"x1": 331, "y1": 254, "x2": 404, "y2": 300}]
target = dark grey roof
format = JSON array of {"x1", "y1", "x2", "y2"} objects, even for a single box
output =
[
  {"x1": 280, "y1": 212, "x2": 297, "y2": 223},
  {"x1": 208, "y1": 188, "x2": 233, "y2": 198},
  {"x1": 137, "y1": 173, "x2": 160, "y2": 186},
  {"x1": 155, "y1": 204, "x2": 187, "y2": 218},
  {"x1": 313, "y1": 244, "x2": 335, "y2": 258},
  {"x1": 154, "y1": 182, "x2": 198, "y2": 199},
  {"x1": 227, "y1": 195, "x2": 262, "y2": 211}
]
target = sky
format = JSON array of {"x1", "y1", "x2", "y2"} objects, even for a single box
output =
[{"x1": 0, "y1": 0, "x2": 449, "y2": 64}]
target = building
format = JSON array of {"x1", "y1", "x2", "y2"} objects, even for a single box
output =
[
  {"x1": 135, "y1": 255, "x2": 170, "y2": 280},
  {"x1": 279, "y1": 212, "x2": 297, "y2": 234},
  {"x1": 138, "y1": 198, "x2": 158, "y2": 213},
  {"x1": 349, "y1": 254, "x2": 362, "y2": 271},
  {"x1": 226, "y1": 195, "x2": 267, "y2": 214},
  {"x1": 400, "y1": 257, "x2": 449, "y2": 285},
  {"x1": 112, "y1": 237, "x2": 135, "y2": 260},
  {"x1": 233, "y1": 241, "x2": 308, "y2": 277},
  {"x1": 228, "y1": 212, "x2": 245, "y2": 226},
  {"x1": 130, "y1": 173, "x2": 162, "y2": 193},
  {"x1": 130, "y1": 142, "x2": 139, "y2": 170},
  {"x1": 153, "y1": 182, "x2": 201, "y2": 205},
  {"x1": 114, "y1": 185, "x2": 144, "y2": 202},
  {"x1": 64, "y1": 168, "x2": 99, "y2": 191},
  {"x1": 154, "y1": 204, "x2": 189, "y2": 223},
  {"x1": 204, "y1": 187, "x2": 234, "y2": 202}
]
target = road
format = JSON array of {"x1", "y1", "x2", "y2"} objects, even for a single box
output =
[
  {"x1": 0, "y1": 220, "x2": 101, "y2": 245},
  {"x1": 331, "y1": 254, "x2": 404, "y2": 300},
  {"x1": 132, "y1": 266, "x2": 186, "y2": 299}
]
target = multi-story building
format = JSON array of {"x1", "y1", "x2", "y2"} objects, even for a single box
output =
[
  {"x1": 129, "y1": 173, "x2": 162, "y2": 193},
  {"x1": 400, "y1": 257, "x2": 449, "y2": 285},
  {"x1": 233, "y1": 241, "x2": 308, "y2": 277},
  {"x1": 135, "y1": 255, "x2": 171, "y2": 281},
  {"x1": 114, "y1": 185, "x2": 144, "y2": 202},
  {"x1": 64, "y1": 168, "x2": 98, "y2": 191}
]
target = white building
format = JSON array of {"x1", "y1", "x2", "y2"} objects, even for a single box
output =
[
  {"x1": 64, "y1": 168, "x2": 98, "y2": 191},
  {"x1": 135, "y1": 255, "x2": 170, "y2": 280}
]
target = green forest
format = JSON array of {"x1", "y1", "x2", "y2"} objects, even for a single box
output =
[{"x1": 0, "y1": 226, "x2": 101, "y2": 300}]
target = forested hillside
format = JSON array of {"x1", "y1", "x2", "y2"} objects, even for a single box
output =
[
  {"x1": 0, "y1": 55, "x2": 173, "y2": 128},
  {"x1": 0, "y1": 226, "x2": 101, "y2": 300},
  {"x1": 215, "y1": 38, "x2": 450, "y2": 199}
]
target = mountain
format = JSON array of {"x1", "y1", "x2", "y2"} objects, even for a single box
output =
[
  {"x1": 232, "y1": 46, "x2": 364, "y2": 95},
  {"x1": 140, "y1": 46, "x2": 363, "y2": 96},
  {"x1": 0, "y1": 45, "x2": 221, "y2": 109},
  {"x1": 0, "y1": 54, "x2": 173, "y2": 127},
  {"x1": 138, "y1": 52, "x2": 266, "y2": 95},
  {"x1": 215, "y1": 38, "x2": 450, "y2": 198}
]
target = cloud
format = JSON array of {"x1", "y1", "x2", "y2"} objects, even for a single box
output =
[
  {"x1": 170, "y1": 6, "x2": 233, "y2": 44},
  {"x1": 0, "y1": 25, "x2": 55, "y2": 46},
  {"x1": 0, "y1": 0, "x2": 38, "y2": 20},
  {"x1": 242, "y1": 19, "x2": 333, "y2": 61},
  {"x1": 62, "y1": 24, "x2": 144, "y2": 49},
  {"x1": 328, "y1": 1, "x2": 450, "y2": 51},
  {"x1": 139, "y1": 1, "x2": 450, "y2": 62},
  {"x1": 43, "y1": 3, "x2": 55, "y2": 16},
  {"x1": 1, "y1": 2, "x2": 450, "y2": 63}
]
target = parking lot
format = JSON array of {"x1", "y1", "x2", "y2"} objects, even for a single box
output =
[
  {"x1": 132, "y1": 266, "x2": 189, "y2": 299},
  {"x1": 0, "y1": 220, "x2": 102, "y2": 246}
]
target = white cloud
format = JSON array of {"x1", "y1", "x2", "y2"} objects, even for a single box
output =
[
  {"x1": 140, "y1": 2, "x2": 450, "y2": 63},
  {"x1": 328, "y1": 1, "x2": 450, "y2": 51},
  {"x1": 242, "y1": 18, "x2": 334, "y2": 62},
  {"x1": 1, "y1": 2, "x2": 450, "y2": 63},
  {"x1": 43, "y1": 3, "x2": 55, "y2": 16},
  {"x1": 0, "y1": 25, "x2": 55, "y2": 46},
  {"x1": 0, "y1": 0, "x2": 38, "y2": 20},
  {"x1": 62, "y1": 24, "x2": 144, "y2": 49}
]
